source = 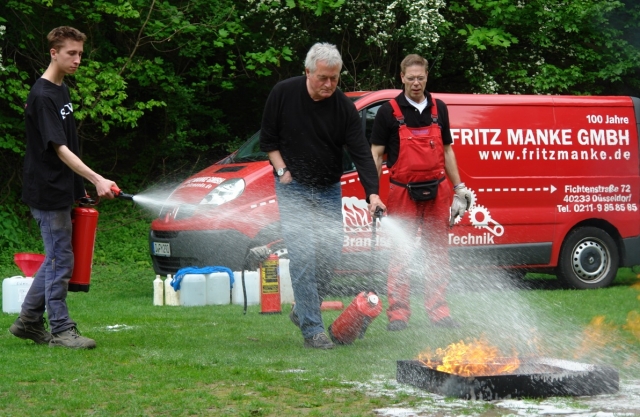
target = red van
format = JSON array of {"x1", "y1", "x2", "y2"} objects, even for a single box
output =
[{"x1": 149, "y1": 90, "x2": 640, "y2": 289}]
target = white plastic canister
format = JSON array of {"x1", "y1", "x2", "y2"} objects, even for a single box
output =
[
  {"x1": 278, "y1": 259, "x2": 295, "y2": 304},
  {"x1": 153, "y1": 275, "x2": 164, "y2": 306},
  {"x1": 2, "y1": 276, "x2": 34, "y2": 314},
  {"x1": 231, "y1": 270, "x2": 260, "y2": 305},
  {"x1": 164, "y1": 274, "x2": 180, "y2": 306},
  {"x1": 179, "y1": 274, "x2": 207, "y2": 306},
  {"x1": 206, "y1": 272, "x2": 231, "y2": 305}
]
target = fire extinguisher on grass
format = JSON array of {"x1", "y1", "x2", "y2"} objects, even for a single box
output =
[
  {"x1": 329, "y1": 207, "x2": 384, "y2": 344},
  {"x1": 260, "y1": 253, "x2": 281, "y2": 314},
  {"x1": 328, "y1": 291, "x2": 382, "y2": 344}
]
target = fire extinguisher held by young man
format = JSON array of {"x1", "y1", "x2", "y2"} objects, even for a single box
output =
[
  {"x1": 260, "y1": 42, "x2": 386, "y2": 349},
  {"x1": 9, "y1": 26, "x2": 119, "y2": 349},
  {"x1": 370, "y1": 54, "x2": 472, "y2": 331}
]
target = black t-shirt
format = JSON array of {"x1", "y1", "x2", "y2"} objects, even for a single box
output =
[
  {"x1": 22, "y1": 78, "x2": 85, "y2": 210},
  {"x1": 370, "y1": 90, "x2": 453, "y2": 169},
  {"x1": 260, "y1": 76, "x2": 379, "y2": 197}
]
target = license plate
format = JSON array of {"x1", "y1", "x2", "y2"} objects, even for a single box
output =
[{"x1": 153, "y1": 242, "x2": 171, "y2": 257}]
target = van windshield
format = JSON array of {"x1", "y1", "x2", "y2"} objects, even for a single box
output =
[
  {"x1": 225, "y1": 129, "x2": 357, "y2": 174},
  {"x1": 226, "y1": 131, "x2": 268, "y2": 163}
]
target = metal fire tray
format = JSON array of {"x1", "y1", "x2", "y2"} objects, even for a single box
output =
[{"x1": 397, "y1": 358, "x2": 619, "y2": 400}]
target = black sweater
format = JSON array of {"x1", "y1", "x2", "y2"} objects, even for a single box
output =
[{"x1": 260, "y1": 76, "x2": 379, "y2": 197}]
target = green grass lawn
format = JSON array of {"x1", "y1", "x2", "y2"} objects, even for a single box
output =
[{"x1": 1, "y1": 258, "x2": 639, "y2": 416}]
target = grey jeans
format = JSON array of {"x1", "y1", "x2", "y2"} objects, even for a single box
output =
[
  {"x1": 275, "y1": 179, "x2": 343, "y2": 338},
  {"x1": 20, "y1": 207, "x2": 77, "y2": 334}
]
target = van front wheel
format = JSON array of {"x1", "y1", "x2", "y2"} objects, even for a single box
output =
[{"x1": 557, "y1": 227, "x2": 618, "y2": 289}]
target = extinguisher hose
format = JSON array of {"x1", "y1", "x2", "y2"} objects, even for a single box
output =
[
  {"x1": 371, "y1": 207, "x2": 383, "y2": 284},
  {"x1": 242, "y1": 269, "x2": 248, "y2": 315}
]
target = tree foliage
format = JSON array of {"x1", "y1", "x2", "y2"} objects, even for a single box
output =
[
  {"x1": 0, "y1": 0, "x2": 639, "y2": 251},
  {"x1": 436, "y1": 0, "x2": 640, "y2": 94}
]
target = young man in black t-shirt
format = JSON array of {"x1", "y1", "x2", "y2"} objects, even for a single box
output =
[
  {"x1": 10, "y1": 26, "x2": 119, "y2": 349},
  {"x1": 260, "y1": 43, "x2": 386, "y2": 349}
]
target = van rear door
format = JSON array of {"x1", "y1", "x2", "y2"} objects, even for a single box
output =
[{"x1": 445, "y1": 94, "x2": 558, "y2": 267}]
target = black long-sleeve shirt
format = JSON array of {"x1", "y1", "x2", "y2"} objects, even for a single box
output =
[{"x1": 260, "y1": 76, "x2": 379, "y2": 197}]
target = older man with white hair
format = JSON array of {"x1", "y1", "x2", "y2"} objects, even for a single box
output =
[{"x1": 260, "y1": 42, "x2": 386, "y2": 349}]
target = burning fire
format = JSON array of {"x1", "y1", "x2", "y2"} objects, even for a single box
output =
[
  {"x1": 417, "y1": 338, "x2": 520, "y2": 376},
  {"x1": 574, "y1": 315, "x2": 622, "y2": 359},
  {"x1": 624, "y1": 310, "x2": 640, "y2": 341}
]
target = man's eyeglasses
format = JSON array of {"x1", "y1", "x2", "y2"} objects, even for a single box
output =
[{"x1": 405, "y1": 76, "x2": 426, "y2": 83}]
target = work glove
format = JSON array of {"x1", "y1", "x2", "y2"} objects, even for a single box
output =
[
  {"x1": 449, "y1": 183, "x2": 472, "y2": 227},
  {"x1": 454, "y1": 183, "x2": 473, "y2": 210}
]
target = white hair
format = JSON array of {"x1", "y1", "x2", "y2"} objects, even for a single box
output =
[{"x1": 304, "y1": 42, "x2": 343, "y2": 73}]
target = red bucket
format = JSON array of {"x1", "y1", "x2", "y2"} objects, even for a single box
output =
[{"x1": 14, "y1": 253, "x2": 45, "y2": 277}]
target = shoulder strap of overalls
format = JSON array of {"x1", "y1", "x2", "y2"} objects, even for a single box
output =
[
  {"x1": 389, "y1": 99, "x2": 405, "y2": 125},
  {"x1": 391, "y1": 97, "x2": 439, "y2": 125},
  {"x1": 430, "y1": 97, "x2": 439, "y2": 125}
]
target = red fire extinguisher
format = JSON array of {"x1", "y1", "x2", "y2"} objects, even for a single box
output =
[
  {"x1": 260, "y1": 253, "x2": 281, "y2": 314},
  {"x1": 67, "y1": 187, "x2": 133, "y2": 293},
  {"x1": 328, "y1": 291, "x2": 382, "y2": 345},
  {"x1": 69, "y1": 206, "x2": 99, "y2": 292}
]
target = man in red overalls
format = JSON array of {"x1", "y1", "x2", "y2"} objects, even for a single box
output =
[{"x1": 370, "y1": 54, "x2": 472, "y2": 330}]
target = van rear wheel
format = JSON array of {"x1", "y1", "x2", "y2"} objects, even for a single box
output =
[{"x1": 556, "y1": 227, "x2": 618, "y2": 289}]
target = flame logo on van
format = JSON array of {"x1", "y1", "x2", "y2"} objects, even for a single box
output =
[{"x1": 342, "y1": 196, "x2": 372, "y2": 232}]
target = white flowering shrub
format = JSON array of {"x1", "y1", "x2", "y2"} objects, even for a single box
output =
[{"x1": 242, "y1": 0, "x2": 446, "y2": 90}]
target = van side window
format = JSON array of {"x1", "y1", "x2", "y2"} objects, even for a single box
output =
[
  {"x1": 364, "y1": 103, "x2": 383, "y2": 142},
  {"x1": 342, "y1": 101, "x2": 387, "y2": 174}
]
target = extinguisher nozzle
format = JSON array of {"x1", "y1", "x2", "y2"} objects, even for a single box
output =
[
  {"x1": 111, "y1": 186, "x2": 135, "y2": 201},
  {"x1": 116, "y1": 193, "x2": 135, "y2": 201}
]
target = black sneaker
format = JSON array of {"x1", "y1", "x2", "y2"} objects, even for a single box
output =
[
  {"x1": 289, "y1": 306, "x2": 301, "y2": 328},
  {"x1": 387, "y1": 320, "x2": 408, "y2": 331},
  {"x1": 432, "y1": 317, "x2": 461, "y2": 328},
  {"x1": 304, "y1": 332, "x2": 335, "y2": 349},
  {"x1": 50, "y1": 327, "x2": 96, "y2": 349},
  {"x1": 9, "y1": 317, "x2": 52, "y2": 345}
]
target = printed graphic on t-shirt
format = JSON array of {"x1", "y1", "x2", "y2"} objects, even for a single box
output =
[{"x1": 60, "y1": 103, "x2": 73, "y2": 120}]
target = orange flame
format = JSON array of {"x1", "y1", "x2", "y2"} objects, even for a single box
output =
[
  {"x1": 623, "y1": 311, "x2": 640, "y2": 341},
  {"x1": 573, "y1": 315, "x2": 625, "y2": 360},
  {"x1": 417, "y1": 338, "x2": 520, "y2": 376}
]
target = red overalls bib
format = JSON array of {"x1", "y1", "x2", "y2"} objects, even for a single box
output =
[
  {"x1": 385, "y1": 97, "x2": 452, "y2": 324},
  {"x1": 388, "y1": 98, "x2": 445, "y2": 185}
]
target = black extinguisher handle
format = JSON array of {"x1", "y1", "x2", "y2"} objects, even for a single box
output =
[
  {"x1": 77, "y1": 192, "x2": 96, "y2": 207},
  {"x1": 111, "y1": 186, "x2": 135, "y2": 201}
]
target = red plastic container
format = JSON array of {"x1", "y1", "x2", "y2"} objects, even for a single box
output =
[
  {"x1": 13, "y1": 253, "x2": 45, "y2": 277},
  {"x1": 321, "y1": 301, "x2": 345, "y2": 311}
]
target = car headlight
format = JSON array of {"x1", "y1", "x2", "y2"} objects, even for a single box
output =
[{"x1": 200, "y1": 178, "x2": 245, "y2": 206}]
